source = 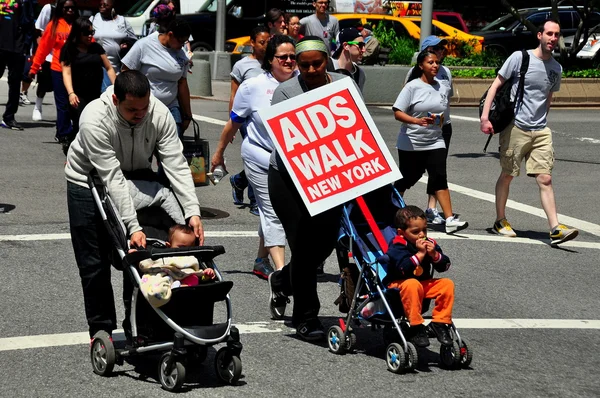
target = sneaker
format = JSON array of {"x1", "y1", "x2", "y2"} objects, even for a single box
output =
[
  {"x1": 253, "y1": 257, "x2": 274, "y2": 280},
  {"x1": 429, "y1": 322, "x2": 453, "y2": 346},
  {"x1": 425, "y1": 208, "x2": 445, "y2": 224},
  {"x1": 410, "y1": 324, "x2": 430, "y2": 348},
  {"x1": 296, "y1": 319, "x2": 325, "y2": 341},
  {"x1": 1, "y1": 119, "x2": 24, "y2": 131},
  {"x1": 268, "y1": 272, "x2": 289, "y2": 320},
  {"x1": 19, "y1": 93, "x2": 31, "y2": 105},
  {"x1": 445, "y1": 215, "x2": 468, "y2": 234},
  {"x1": 249, "y1": 204, "x2": 260, "y2": 216},
  {"x1": 230, "y1": 175, "x2": 244, "y2": 205},
  {"x1": 493, "y1": 218, "x2": 517, "y2": 237},
  {"x1": 32, "y1": 108, "x2": 42, "y2": 121},
  {"x1": 550, "y1": 224, "x2": 579, "y2": 246}
]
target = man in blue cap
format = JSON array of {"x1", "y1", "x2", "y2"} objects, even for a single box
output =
[{"x1": 404, "y1": 35, "x2": 454, "y2": 225}]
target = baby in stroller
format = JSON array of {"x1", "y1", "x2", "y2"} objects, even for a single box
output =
[{"x1": 384, "y1": 205, "x2": 454, "y2": 348}]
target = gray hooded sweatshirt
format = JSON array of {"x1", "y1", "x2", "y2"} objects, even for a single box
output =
[{"x1": 65, "y1": 86, "x2": 200, "y2": 234}]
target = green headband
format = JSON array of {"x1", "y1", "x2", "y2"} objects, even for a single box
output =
[{"x1": 295, "y1": 39, "x2": 329, "y2": 56}]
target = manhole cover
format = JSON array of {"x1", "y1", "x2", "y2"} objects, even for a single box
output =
[
  {"x1": 0, "y1": 204, "x2": 15, "y2": 214},
  {"x1": 200, "y1": 207, "x2": 229, "y2": 219}
]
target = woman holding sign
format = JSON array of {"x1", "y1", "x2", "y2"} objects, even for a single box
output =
[
  {"x1": 211, "y1": 35, "x2": 298, "y2": 280},
  {"x1": 392, "y1": 49, "x2": 468, "y2": 234},
  {"x1": 266, "y1": 37, "x2": 363, "y2": 341}
]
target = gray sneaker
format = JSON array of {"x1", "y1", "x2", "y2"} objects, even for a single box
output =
[{"x1": 253, "y1": 257, "x2": 274, "y2": 280}]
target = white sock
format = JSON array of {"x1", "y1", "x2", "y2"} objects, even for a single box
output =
[
  {"x1": 446, "y1": 215, "x2": 455, "y2": 222},
  {"x1": 35, "y1": 97, "x2": 43, "y2": 110}
]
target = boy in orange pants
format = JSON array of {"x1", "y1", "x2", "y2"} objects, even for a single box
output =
[{"x1": 383, "y1": 205, "x2": 454, "y2": 347}]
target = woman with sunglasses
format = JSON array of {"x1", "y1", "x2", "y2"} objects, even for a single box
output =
[
  {"x1": 29, "y1": 0, "x2": 79, "y2": 145},
  {"x1": 60, "y1": 17, "x2": 116, "y2": 153},
  {"x1": 211, "y1": 35, "x2": 298, "y2": 280},
  {"x1": 331, "y1": 27, "x2": 366, "y2": 91},
  {"x1": 266, "y1": 37, "x2": 361, "y2": 341},
  {"x1": 90, "y1": 0, "x2": 136, "y2": 91},
  {"x1": 122, "y1": 18, "x2": 192, "y2": 137}
]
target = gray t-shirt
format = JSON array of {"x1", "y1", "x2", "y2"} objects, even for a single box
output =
[
  {"x1": 404, "y1": 65, "x2": 453, "y2": 125},
  {"x1": 498, "y1": 50, "x2": 562, "y2": 131},
  {"x1": 90, "y1": 13, "x2": 137, "y2": 71},
  {"x1": 269, "y1": 72, "x2": 361, "y2": 170},
  {"x1": 299, "y1": 14, "x2": 339, "y2": 52},
  {"x1": 122, "y1": 32, "x2": 189, "y2": 108},
  {"x1": 392, "y1": 78, "x2": 449, "y2": 151},
  {"x1": 230, "y1": 56, "x2": 262, "y2": 83},
  {"x1": 331, "y1": 59, "x2": 366, "y2": 92}
]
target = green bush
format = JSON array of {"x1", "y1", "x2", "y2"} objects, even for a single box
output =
[
  {"x1": 451, "y1": 67, "x2": 600, "y2": 78},
  {"x1": 372, "y1": 22, "x2": 418, "y2": 65}
]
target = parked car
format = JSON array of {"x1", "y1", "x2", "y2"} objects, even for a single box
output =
[
  {"x1": 431, "y1": 11, "x2": 470, "y2": 33},
  {"x1": 472, "y1": 6, "x2": 600, "y2": 57},
  {"x1": 553, "y1": 23, "x2": 600, "y2": 66},
  {"x1": 225, "y1": 13, "x2": 483, "y2": 57}
]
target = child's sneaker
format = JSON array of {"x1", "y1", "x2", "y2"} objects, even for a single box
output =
[
  {"x1": 493, "y1": 218, "x2": 517, "y2": 237},
  {"x1": 425, "y1": 208, "x2": 445, "y2": 224},
  {"x1": 268, "y1": 272, "x2": 289, "y2": 319},
  {"x1": 253, "y1": 257, "x2": 274, "y2": 280},
  {"x1": 445, "y1": 215, "x2": 468, "y2": 234},
  {"x1": 429, "y1": 322, "x2": 453, "y2": 346},
  {"x1": 550, "y1": 224, "x2": 579, "y2": 246},
  {"x1": 410, "y1": 324, "x2": 430, "y2": 348}
]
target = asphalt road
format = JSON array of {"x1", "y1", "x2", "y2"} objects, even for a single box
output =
[{"x1": 1, "y1": 85, "x2": 599, "y2": 398}]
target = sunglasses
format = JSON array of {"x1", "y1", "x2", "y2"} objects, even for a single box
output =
[
  {"x1": 64, "y1": 6, "x2": 76, "y2": 10},
  {"x1": 346, "y1": 41, "x2": 365, "y2": 49},
  {"x1": 274, "y1": 54, "x2": 296, "y2": 61},
  {"x1": 82, "y1": 29, "x2": 95, "y2": 36}
]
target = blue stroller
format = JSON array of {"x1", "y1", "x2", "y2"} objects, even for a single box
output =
[
  {"x1": 87, "y1": 172, "x2": 243, "y2": 391},
  {"x1": 327, "y1": 185, "x2": 473, "y2": 373}
]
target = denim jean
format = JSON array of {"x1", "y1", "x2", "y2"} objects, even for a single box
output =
[
  {"x1": 100, "y1": 68, "x2": 111, "y2": 94},
  {"x1": 231, "y1": 170, "x2": 256, "y2": 204},
  {"x1": 169, "y1": 104, "x2": 183, "y2": 139},
  {"x1": 67, "y1": 182, "x2": 132, "y2": 337},
  {"x1": 51, "y1": 70, "x2": 73, "y2": 139}
]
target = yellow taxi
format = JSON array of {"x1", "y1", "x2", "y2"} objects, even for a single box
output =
[{"x1": 225, "y1": 14, "x2": 483, "y2": 57}]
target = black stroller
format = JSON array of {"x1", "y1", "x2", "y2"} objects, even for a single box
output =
[
  {"x1": 327, "y1": 185, "x2": 473, "y2": 373},
  {"x1": 87, "y1": 172, "x2": 243, "y2": 391}
]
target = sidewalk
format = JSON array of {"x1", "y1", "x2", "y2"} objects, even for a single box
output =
[{"x1": 190, "y1": 80, "x2": 230, "y2": 102}]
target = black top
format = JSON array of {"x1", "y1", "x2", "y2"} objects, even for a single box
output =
[
  {"x1": 60, "y1": 42, "x2": 105, "y2": 101},
  {"x1": 0, "y1": 0, "x2": 35, "y2": 54}
]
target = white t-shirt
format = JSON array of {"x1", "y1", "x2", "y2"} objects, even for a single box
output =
[
  {"x1": 35, "y1": 4, "x2": 53, "y2": 62},
  {"x1": 121, "y1": 32, "x2": 189, "y2": 108},
  {"x1": 393, "y1": 78, "x2": 450, "y2": 151},
  {"x1": 232, "y1": 72, "x2": 297, "y2": 170},
  {"x1": 404, "y1": 65, "x2": 453, "y2": 125},
  {"x1": 90, "y1": 13, "x2": 136, "y2": 71},
  {"x1": 300, "y1": 14, "x2": 339, "y2": 52}
]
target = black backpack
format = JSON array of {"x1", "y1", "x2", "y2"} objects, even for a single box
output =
[{"x1": 479, "y1": 49, "x2": 530, "y2": 151}]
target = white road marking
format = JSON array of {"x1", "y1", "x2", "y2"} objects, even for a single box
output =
[
  {"x1": 577, "y1": 137, "x2": 600, "y2": 144},
  {"x1": 192, "y1": 114, "x2": 226, "y2": 126},
  {"x1": 1, "y1": 319, "x2": 598, "y2": 352},
  {"x1": 1, "y1": 230, "x2": 598, "y2": 249},
  {"x1": 0, "y1": 323, "x2": 282, "y2": 352}
]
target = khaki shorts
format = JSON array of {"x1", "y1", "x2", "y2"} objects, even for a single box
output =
[{"x1": 499, "y1": 124, "x2": 554, "y2": 176}]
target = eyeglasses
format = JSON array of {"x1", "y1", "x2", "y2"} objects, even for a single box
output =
[
  {"x1": 346, "y1": 41, "x2": 365, "y2": 49},
  {"x1": 82, "y1": 29, "x2": 95, "y2": 36},
  {"x1": 274, "y1": 54, "x2": 296, "y2": 61}
]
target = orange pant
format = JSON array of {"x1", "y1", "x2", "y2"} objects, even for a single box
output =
[{"x1": 388, "y1": 278, "x2": 454, "y2": 326}]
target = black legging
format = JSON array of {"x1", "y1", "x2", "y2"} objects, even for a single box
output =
[{"x1": 268, "y1": 163, "x2": 343, "y2": 326}]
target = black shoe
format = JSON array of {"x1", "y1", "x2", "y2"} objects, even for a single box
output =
[
  {"x1": 296, "y1": 319, "x2": 325, "y2": 341},
  {"x1": 429, "y1": 322, "x2": 453, "y2": 346},
  {"x1": 1, "y1": 119, "x2": 24, "y2": 131},
  {"x1": 410, "y1": 324, "x2": 430, "y2": 348},
  {"x1": 268, "y1": 271, "x2": 289, "y2": 320},
  {"x1": 316, "y1": 261, "x2": 325, "y2": 275}
]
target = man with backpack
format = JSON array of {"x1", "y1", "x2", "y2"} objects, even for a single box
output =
[{"x1": 480, "y1": 18, "x2": 578, "y2": 246}]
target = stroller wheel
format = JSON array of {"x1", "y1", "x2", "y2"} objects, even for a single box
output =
[
  {"x1": 327, "y1": 326, "x2": 347, "y2": 355},
  {"x1": 158, "y1": 352, "x2": 186, "y2": 392},
  {"x1": 214, "y1": 348, "x2": 242, "y2": 385},
  {"x1": 440, "y1": 341, "x2": 462, "y2": 369},
  {"x1": 385, "y1": 342, "x2": 410, "y2": 374},
  {"x1": 406, "y1": 342, "x2": 419, "y2": 370},
  {"x1": 90, "y1": 331, "x2": 116, "y2": 376},
  {"x1": 459, "y1": 338, "x2": 473, "y2": 368},
  {"x1": 347, "y1": 332, "x2": 357, "y2": 353}
]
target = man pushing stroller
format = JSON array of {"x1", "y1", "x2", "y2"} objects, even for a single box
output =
[{"x1": 65, "y1": 70, "x2": 203, "y2": 341}]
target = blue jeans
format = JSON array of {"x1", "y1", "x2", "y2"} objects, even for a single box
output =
[
  {"x1": 100, "y1": 68, "x2": 111, "y2": 93},
  {"x1": 67, "y1": 182, "x2": 132, "y2": 337},
  {"x1": 169, "y1": 105, "x2": 183, "y2": 139},
  {"x1": 51, "y1": 70, "x2": 73, "y2": 139},
  {"x1": 231, "y1": 170, "x2": 256, "y2": 204}
]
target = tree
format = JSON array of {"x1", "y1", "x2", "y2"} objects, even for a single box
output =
[{"x1": 500, "y1": 0, "x2": 596, "y2": 66}]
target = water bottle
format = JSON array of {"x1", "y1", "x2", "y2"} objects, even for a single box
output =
[{"x1": 208, "y1": 163, "x2": 228, "y2": 185}]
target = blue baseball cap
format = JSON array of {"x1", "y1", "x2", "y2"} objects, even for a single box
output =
[{"x1": 420, "y1": 35, "x2": 448, "y2": 51}]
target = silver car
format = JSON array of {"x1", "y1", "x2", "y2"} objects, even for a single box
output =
[{"x1": 554, "y1": 23, "x2": 600, "y2": 66}]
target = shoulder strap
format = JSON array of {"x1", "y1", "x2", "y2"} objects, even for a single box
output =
[{"x1": 516, "y1": 49, "x2": 530, "y2": 106}]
